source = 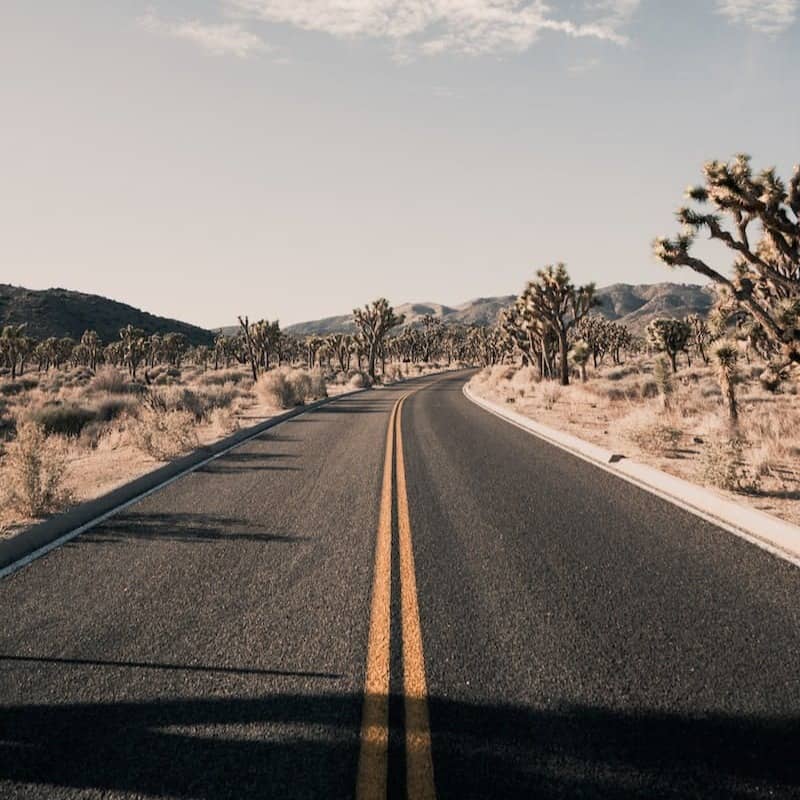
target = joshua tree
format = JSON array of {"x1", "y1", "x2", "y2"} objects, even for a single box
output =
[
  {"x1": 685, "y1": 314, "x2": 713, "y2": 365},
  {"x1": 569, "y1": 340, "x2": 591, "y2": 382},
  {"x1": 237, "y1": 316, "x2": 260, "y2": 381},
  {"x1": 713, "y1": 341, "x2": 740, "y2": 423},
  {"x1": 654, "y1": 154, "x2": 799, "y2": 382},
  {"x1": 646, "y1": 318, "x2": 692, "y2": 372},
  {"x1": 0, "y1": 324, "x2": 27, "y2": 379},
  {"x1": 327, "y1": 334, "x2": 352, "y2": 372},
  {"x1": 519, "y1": 264, "x2": 596, "y2": 385},
  {"x1": 162, "y1": 332, "x2": 189, "y2": 367},
  {"x1": 353, "y1": 299, "x2": 404, "y2": 382},
  {"x1": 77, "y1": 330, "x2": 102, "y2": 371},
  {"x1": 419, "y1": 315, "x2": 444, "y2": 362},
  {"x1": 119, "y1": 325, "x2": 146, "y2": 378}
]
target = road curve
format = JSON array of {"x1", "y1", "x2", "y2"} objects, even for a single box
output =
[{"x1": 1, "y1": 371, "x2": 799, "y2": 799}]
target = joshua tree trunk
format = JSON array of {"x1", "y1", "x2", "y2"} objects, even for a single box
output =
[{"x1": 558, "y1": 330, "x2": 569, "y2": 386}]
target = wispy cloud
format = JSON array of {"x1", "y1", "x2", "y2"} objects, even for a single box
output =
[
  {"x1": 715, "y1": 0, "x2": 798, "y2": 33},
  {"x1": 226, "y1": 1, "x2": 640, "y2": 57},
  {"x1": 139, "y1": 10, "x2": 267, "y2": 57}
]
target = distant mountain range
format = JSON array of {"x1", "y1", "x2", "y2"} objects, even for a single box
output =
[
  {"x1": 1, "y1": 282, "x2": 715, "y2": 345},
  {"x1": 0, "y1": 284, "x2": 213, "y2": 346},
  {"x1": 285, "y1": 283, "x2": 715, "y2": 336}
]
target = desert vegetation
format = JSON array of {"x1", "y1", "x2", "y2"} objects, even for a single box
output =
[
  {"x1": 0, "y1": 304, "x2": 469, "y2": 533},
  {"x1": 469, "y1": 154, "x2": 800, "y2": 523}
]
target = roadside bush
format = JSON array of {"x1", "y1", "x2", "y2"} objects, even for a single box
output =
[
  {"x1": 348, "y1": 371, "x2": 371, "y2": 389},
  {"x1": 699, "y1": 437, "x2": 760, "y2": 493},
  {"x1": 1, "y1": 423, "x2": 74, "y2": 517},
  {"x1": 308, "y1": 369, "x2": 328, "y2": 400},
  {"x1": 128, "y1": 408, "x2": 198, "y2": 461},
  {"x1": 257, "y1": 370, "x2": 297, "y2": 409},
  {"x1": 256, "y1": 368, "x2": 327, "y2": 409},
  {"x1": 287, "y1": 369, "x2": 313, "y2": 404},
  {"x1": 209, "y1": 406, "x2": 239, "y2": 435}
]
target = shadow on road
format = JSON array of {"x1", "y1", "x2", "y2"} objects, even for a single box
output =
[
  {"x1": 0, "y1": 654, "x2": 339, "y2": 680},
  {"x1": 0, "y1": 691, "x2": 796, "y2": 799},
  {"x1": 73, "y1": 511, "x2": 309, "y2": 546}
]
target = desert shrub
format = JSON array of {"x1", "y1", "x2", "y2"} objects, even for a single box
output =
[
  {"x1": 149, "y1": 365, "x2": 182, "y2": 386},
  {"x1": 198, "y1": 368, "x2": 248, "y2": 386},
  {"x1": 26, "y1": 402, "x2": 97, "y2": 437},
  {"x1": 93, "y1": 395, "x2": 138, "y2": 422},
  {"x1": 209, "y1": 406, "x2": 239, "y2": 435},
  {"x1": 618, "y1": 409, "x2": 682, "y2": 456},
  {"x1": 78, "y1": 420, "x2": 109, "y2": 450},
  {"x1": 91, "y1": 366, "x2": 128, "y2": 394},
  {"x1": 383, "y1": 363, "x2": 403, "y2": 383},
  {"x1": 606, "y1": 366, "x2": 638, "y2": 382},
  {"x1": 148, "y1": 387, "x2": 206, "y2": 422},
  {"x1": 0, "y1": 377, "x2": 38, "y2": 396},
  {"x1": 308, "y1": 368, "x2": 328, "y2": 400},
  {"x1": 348, "y1": 371, "x2": 370, "y2": 389},
  {"x1": 128, "y1": 408, "x2": 198, "y2": 461},
  {"x1": 257, "y1": 369, "x2": 297, "y2": 409},
  {"x1": 541, "y1": 384, "x2": 561, "y2": 409},
  {"x1": 639, "y1": 380, "x2": 659, "y2": 399},
  {"x1": 198, "y1": 383, "x2": 239, "y2": 412},
  {"x1": 509, "y1": 366, "x2": 537, "y2": 395},
  {"x1": 699, "y1": 437, "x2": 760, "y2": 493},
  {"x1": 287, "y1": 369, "x2": 313, "y2": 404},
  {"x1": 1, "y1": 423, "x2": 74, "y2": 517}
]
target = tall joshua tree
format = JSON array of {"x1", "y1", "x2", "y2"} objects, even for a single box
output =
[
  {"x1": 646, "y1": 318, "x2": 692, "y2": 373},
  {"x1": 353, "y1": 298, "x2": 404, "y2": 382},
  {"x1": 654, "y1": 154, "x2": 799, "y2": 382},
  {"x1": 80, "y1": 329, "x2": 102, "y2": 371},
  {"x1": 521, "y1": 264, "x2": 596, "y2": 386},
  {"x1": 0, "y1": 324, "x2": 27, "y2": 379}
]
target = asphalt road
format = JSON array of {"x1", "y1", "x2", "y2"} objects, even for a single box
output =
[{"x1": 1, "y1": 371, "x2": 799, "y2": 799}]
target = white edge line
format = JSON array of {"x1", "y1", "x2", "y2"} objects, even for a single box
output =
[
  {"x1": 463, "y1": 383, "x2": 800, "y2": 570},
  {"x1": 0, "y1": 388, "x2": 369, "y2": 580}
]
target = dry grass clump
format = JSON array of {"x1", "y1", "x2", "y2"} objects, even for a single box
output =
[
  {"x1": 38, "y1": 367, "x2": 95, "y2": 393},
  {"x1": 0, "y1": 423, "x2": 74, "y2": 518},
  {"x1": 198, "y1": 368, "x2": 249, "y2": 387},
  {"x1": 148, "y1": 365, "x2": 182, "y2": 386},
  {"x1": 0, "y1": 377, "x2": 38, "y2": 396},
  {"x1": 90, "y1": 366, "x2": 129, "y2": 394},
  {"x1": 256, "y1": 367, "x2": 327, "y2": 409},
  {"x1": 127, "y1": 408, "x2": 198, "y2": 461},
  {"x1": 616, "y1": 407, "x2": 683, "y2": 456}
]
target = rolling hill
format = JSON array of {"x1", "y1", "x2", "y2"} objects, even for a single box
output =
[
  {"x1": 284, "y1": 283, "x2": 714, "y2": 336},
  {"x1": 0, "y1": 285, "x2": 214, "y2": 346}
]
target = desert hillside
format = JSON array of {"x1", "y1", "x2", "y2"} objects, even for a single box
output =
[{"x1": 0, "y1": 285, "x2": 214, "y2": 346}]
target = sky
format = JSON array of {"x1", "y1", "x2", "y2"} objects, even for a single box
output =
[{"x1": 1, "y1": 1, "x2": 798, "y2": 328}]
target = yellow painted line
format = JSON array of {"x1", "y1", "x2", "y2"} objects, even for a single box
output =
[
  {"x1": 356, "y1": 397, "x2": 399, "y2": 800},
  {"x1": 396, "y1": 395, "x2": 437, "y2": 800}
]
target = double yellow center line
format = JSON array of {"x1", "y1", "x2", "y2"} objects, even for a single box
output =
[{"x1": 356, "y1": 390, "x2": 436, "y2": 800}]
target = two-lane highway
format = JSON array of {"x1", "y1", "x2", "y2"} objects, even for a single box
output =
[{"x1": 1, "y1": 372, "x2": 799, "y2": 798}]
